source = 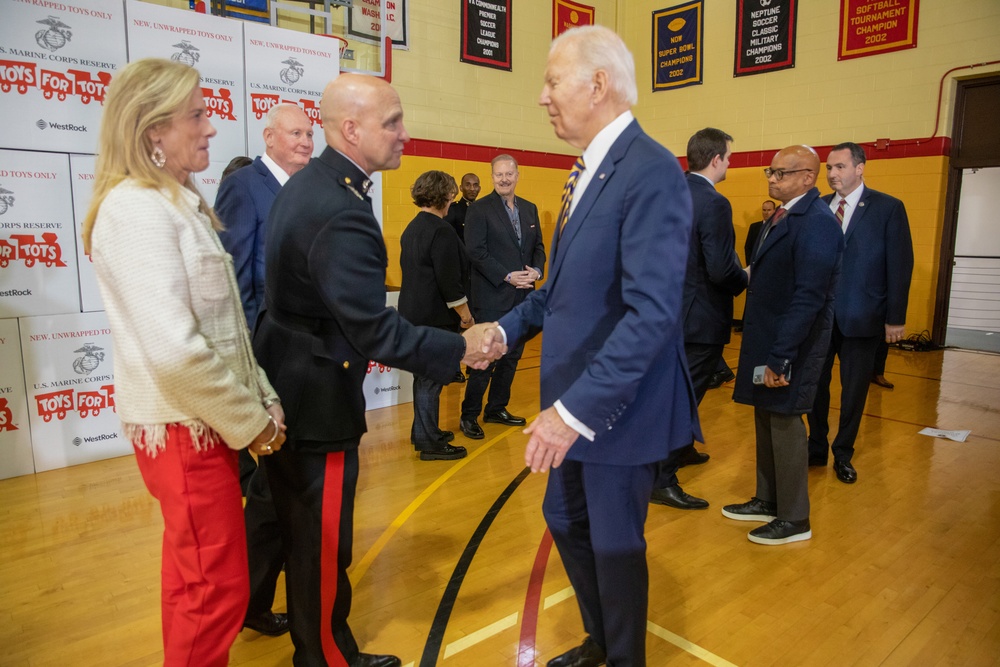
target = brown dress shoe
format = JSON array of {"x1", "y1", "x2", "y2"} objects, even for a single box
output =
[{"x1": 871, "y1": 374, "x2": 894, "y2": 389}]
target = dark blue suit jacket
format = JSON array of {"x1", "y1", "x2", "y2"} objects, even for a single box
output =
[
  {"x1": 215, "y1": 157, "x2": 280, "y2": 329},
  {"x1": 822, "y1": 186, "x2": 913, "y2": 337},
  {"x1": 734, "y1": 188, "x2": 843, "y2": 414},
  {"x1": 499, "y1": 119, "x2": 701, "y2": 465},
  {"x1": 682, "y1": 173, "x2": 748, "y2": 345}
]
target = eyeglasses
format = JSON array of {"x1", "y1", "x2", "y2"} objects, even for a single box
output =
[{"x1": 764, "y1": 168, "x2": 813, "y2": 181}]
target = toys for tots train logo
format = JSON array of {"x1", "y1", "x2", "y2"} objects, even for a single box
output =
[
  {"x1": 31, "y1": 335, "x2": 116, "y2": 422},
  {"x1": 0, "y1": 397, "x2": 18, "y2": 432},
  {"x1": 0, "y1": 14, "x2": 114, "y2": 106}
]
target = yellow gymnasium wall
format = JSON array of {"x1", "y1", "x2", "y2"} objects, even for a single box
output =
[{"x1": 150, "y1": 0, "x2": 1000, "y2": 335}]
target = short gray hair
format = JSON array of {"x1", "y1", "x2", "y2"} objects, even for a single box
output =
[
  {"x1": 265, "y1": 103, "x2": 301, "y2": 129},
  {"x1": 551, "y1": 25, "x2": 637, "y2": 107}
]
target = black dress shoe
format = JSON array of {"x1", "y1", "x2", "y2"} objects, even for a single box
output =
[
  {"x1": 451, "y1": 371, "x2": 467, "y2": 384},
  {"x1": 650, "y1": 484, "x2": 709, "y2": 510},
  {"x1": 243, "y1": 611, "x2": 289, "y2": 636},
  {"x1": 415, "y1": 442, "x2": 467, "y2": 460},
  {"x1": 834, "y1": 460, "x2": 857, "y2": 484},
  {"x1": 676, "y1": 447, "x2": 710, "y2": 467},
  {"x1": 483, "y1": 409, "x2": 526, "y2": 426},
  {"x1": 547, "y1": 636, "x2": 606, "y2": 667},
  {"x1": 351, "y1": 653, "x2": 402, "y2": 667},
  {"x1": 437, "y1": 430, "x2": 455, "y2": 443},
  {"x1": 872, "y1": 374, "x2": 894, "y2": 389},
  {"x1": 707, "y1": 367, "x2": 736, "y2": 389},
  {"x1": 459, "y1": 418, "x2": 484, "y2": 439}
]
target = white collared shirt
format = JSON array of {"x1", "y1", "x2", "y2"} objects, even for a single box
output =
[
  {"x1": 567, "y1": 110, "x2": 635, "y2": 219},
  {"x1": 260, "y1": 153, "x2": 291, "y2": 186},
  {"x1": 829, "y1": 182, "x2": 865, "y2": 233}
]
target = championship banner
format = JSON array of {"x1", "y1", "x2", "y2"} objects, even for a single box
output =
[
  {"x1": 243, "y1": 21, "x2": 336, "y2": 158},
  {"x1": 553, "y1": 0, "x2": 595, "y2": 38},
  {"x1": 653, "y1": 1, "x2": 703, "y2": 92},
  {"x1": 461, "y1": 0, "x2": 512, "y2": 71},
  {"x1": 347, "y1": 0, "x2": 409, "y2": 49},
  {"x1": 69, "y1": 154, "x2": 103, "y2": 313},
  {"x1": 0, "y1": 149, "x2": 80, "y2": 319},
  {"x1": 19, "y1": 310, "x2": 130, "y2": 473},
  {"x1": 125, "y1": 0, "x2": 247, "y2": 168},
  {"x1": 838, "y1": 0, "x2": 918, "y2": 61},
  {"x1": 735, "y1": 0, "x2": 797, "y2": 76},
  {"x1": 0, "y1": 0, "x2": 127, "y2": 154},
  {"x1": 0, "y1": 318, "x2": 35, "y2": 481},
  {"x1": 363, "y1": 291, "x2": 412, "y2": 410}
]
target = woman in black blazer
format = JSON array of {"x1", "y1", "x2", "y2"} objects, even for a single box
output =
[{"x1": 398, "y1": 171, "x2": 474, "y2": 460}]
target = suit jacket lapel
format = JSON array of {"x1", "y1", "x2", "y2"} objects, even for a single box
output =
[
  {"x1": 490, "y1": 192, "x2": 520, "y2": 247},
  {"x1": 254, "y1": 158, "x2": 281, "y2": 196},
  {"x1": 844, "y1": 187, "x2": 871, "y2": 245},
  {"x1": 549, "y1": 120, "x2": 641, "y2": 282}
]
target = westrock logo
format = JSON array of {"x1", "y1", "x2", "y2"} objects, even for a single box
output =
[
  {"x1": 280, "y1": 57, "x2": 304, "y2": 84},
  {"x1": 36, "y1": 119, "x2": 87, "y2": 131},
  {"x1": 35, "y1": 16, "x2": 73, "y2": 53},
  {"x1": 0, "y1": 185, "x2": 13, "y2": 215},
  {"x1": 373, "y1": 385, "x2": 400, "y2": 396},
  {"x1": 171, "y1": 40, "x2": 201, "y2": 66},
  {"x1": 73, "y1": 343, "x2": 105, "y2": 375}
]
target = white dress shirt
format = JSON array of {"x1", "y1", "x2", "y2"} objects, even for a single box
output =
[
  {"x1": 830, "y1": 182, "x2": 865, "y2": 234},
  {"x1": 260, "y1": 153, "x2": 291, "y2": 186}
]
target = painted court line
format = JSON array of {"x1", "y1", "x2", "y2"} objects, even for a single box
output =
[
  {"x1": 350, "y1": 424, "x2": 525, "y2": 586},
  {"x1": 443, "y1": 612, "x2": 519, "y2": 659},
  {"x1": 543, "y1": 585, "x2": 575, "y2": 609}
]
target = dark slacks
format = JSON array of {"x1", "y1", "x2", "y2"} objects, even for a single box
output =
[
  {"x1": 544, "y1": 459, "x2": 657, "y2": 667},
  {"x1": 411, "y1": 373, "x2": 446, "y2": 445},
  {"x1": 461, "y1": 307, "x2": 525, "y2": 419},
  {"x1": 244, "y1": 460, "x2": 285, "y2": 617},
  {"x1": 807, "y1": 323, "x2": 881, "y2": 463},
  {"x1": 873, "y1": 338, "x2": 889, "y2": 376},
  {"x1": 655, "y1": 342, "x2": 721, "y2": 488},
  {"x1": 754, "y1": 408, "x2": 809, "y2": 522},
  {"x1": 265, "y1": 444, "x2": 360, "y2": 667}
]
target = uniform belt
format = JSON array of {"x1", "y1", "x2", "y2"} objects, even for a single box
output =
[{"x1": 268, "y1": 308, "x2": 336, "y2": 334}]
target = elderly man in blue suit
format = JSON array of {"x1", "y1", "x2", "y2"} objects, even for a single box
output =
[
  {"x1": 807, "y1": 142, "x2": 914, "y2": 484},
  {"x1": 214, "y1": 102, "x2": 313, "y2": 638},
  {"x1": 498, "y1": 25, "x2": 700, "y2": 667},
  {"x1": 725, "y1": 146, "x2": 843, "y2": 546},
  {"x1": 216, "y1": 103, "x2": 314, "y2": 329}
]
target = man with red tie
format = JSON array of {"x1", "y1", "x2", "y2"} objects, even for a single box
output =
[{"x1": 807, "y1": 142, "x2": 913, "y2": 484}]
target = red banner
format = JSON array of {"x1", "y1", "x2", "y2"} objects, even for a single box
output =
[
  {"x1": 838, "y1": 0, "x2": 918, "y2": 61},
  {"x1": 553, "y1": 0, "x2": 595, "y2": 38}
]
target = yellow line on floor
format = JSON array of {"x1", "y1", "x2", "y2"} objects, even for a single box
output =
[
  {"x1": 442, "y1": 612, "x2": 519, "y2": 659},
  {"x1": 646, "y1": 621, "x2": 740, "y2": 667},
  {"x1": 543, "y1": 585, "x2": 575, "y2": 609},
  {"x1": 350, "y1": 421, "x2": 530, "y2": 586}
]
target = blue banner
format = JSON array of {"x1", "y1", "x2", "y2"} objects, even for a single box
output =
[{"x1": 652, "y1": 1, "x2": 703, "y2": 92}]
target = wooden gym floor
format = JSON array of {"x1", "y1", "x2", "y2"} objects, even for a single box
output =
[{"x1": 2, "y1": 336, "x2": 999, "y2": 666}]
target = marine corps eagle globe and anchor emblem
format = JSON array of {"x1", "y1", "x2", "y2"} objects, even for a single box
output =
[
  {"x1": 73, "y1": 343, "x2": 105, "y2": 375},
  {"x1": 0, "y1": 186, "x2": 14, "y2": 216},
  {"x1": 280, "y1": 57, "x2": 304, "y2": 84},
  {"x1": 35, "y1": 16, "x2": 73, "y2": 52},
  {"x1": 171, "y1": 41, "x2": 201, "y2": 67}
]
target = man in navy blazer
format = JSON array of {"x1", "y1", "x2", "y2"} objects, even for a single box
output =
[
  {"x1": 216, "y1": 103, "x2": 314, "y2": 330},
  {"x1": 460, "y1": 155, "x2": 546, "y2": 438},
  {"x1": 725, "y1": 145, "x2": 842, "y2": 546},
  {"x1": 651, "y1": 128, "x2": 748, "y2": 511},
  {"x1": 808, "y1": 142, "x2": 913, "y2": 484},
  {"x1": 498, "y1": 26, "x2": 700, "y2": 666},
  {"x1": 214, "y1": 103, "x2": 313, "y2": 638}
]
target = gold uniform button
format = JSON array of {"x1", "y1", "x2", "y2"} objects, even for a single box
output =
[{"x1": 343, "y1": 361, "x2": 350, "y2": 369}]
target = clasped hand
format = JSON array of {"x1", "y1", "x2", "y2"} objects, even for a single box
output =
[
  {"x1": 462, "y1": 322, "x2": 507, "y2": 369},
  {"x1": 250, "y1": 402, "x2": 287, "y2": 456},
  {"x1": 509, "y1": 266, "x2": 539, "y2": 289}
]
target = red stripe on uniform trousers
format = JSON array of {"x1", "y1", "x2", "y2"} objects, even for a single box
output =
[{"x1": 321, "y1": 452, "x2": 349, "y2": 667}]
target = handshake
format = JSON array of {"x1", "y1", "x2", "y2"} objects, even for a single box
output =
[{"x1": 461, "y1": 322, "x2": 508, "y2": 369}]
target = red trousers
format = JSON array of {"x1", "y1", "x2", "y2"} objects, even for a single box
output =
[{"x1": 133, "y1": 425, "x2": 249, "y2": 667}]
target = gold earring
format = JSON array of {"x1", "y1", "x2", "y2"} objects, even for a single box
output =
[{"x1": 150, "y1": 146, "x2": 166, "y2": 168}]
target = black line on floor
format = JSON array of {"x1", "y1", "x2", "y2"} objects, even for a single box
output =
[{"x1": 419, "y1": 466, "x2": 532, "y2": 667}]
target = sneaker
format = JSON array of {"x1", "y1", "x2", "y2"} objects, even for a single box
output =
[
  {"x1": 748, "y1": 518, "x2": 811, "y2": 545},
  {"x1": 721, "y1": 497, "x2": 777, "y2": 522}
]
